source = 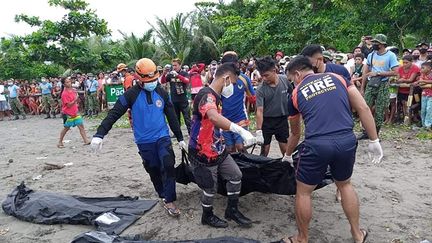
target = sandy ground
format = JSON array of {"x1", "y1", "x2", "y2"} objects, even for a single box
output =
[{"x1": 0, "y1": 116, "x2": 431, "y2": 243}]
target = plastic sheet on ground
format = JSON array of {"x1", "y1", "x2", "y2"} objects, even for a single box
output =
[
  {"x1": 72, "y1": 231, "x2": 261, "y2": 243},
  {"x1": 2, "y1": 182, "x2": 157, "y2": 234}
]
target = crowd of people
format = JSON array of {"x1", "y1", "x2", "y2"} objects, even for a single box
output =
[
  {"x1": 1, "y1": 33, "x2": 432, "y2": 242},
  {"x1": 1, "y1": 35, "x2": 431, "y2": 129}
]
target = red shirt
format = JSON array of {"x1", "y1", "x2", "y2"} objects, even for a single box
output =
[
  {"x1": 61, "y1": 88, "x2": 78, "y2": 116},
  {"x1": 123, "y1": 73, "x2": 134, "y2": 91},
  {"x1": 398, "y1": 65, "x2": 420, "y2": 94},
  {"x1": 419, "y1": 73, "x2": 432, "y2": 97}
]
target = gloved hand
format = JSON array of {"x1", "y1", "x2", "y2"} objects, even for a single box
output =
[
  {"x1": 170, "y1": 71, "x2": 178, "y2": 77},
  {"x1": 230, "y1": 123, "x2": 256, "y2": 147},
  {"x1": 255, "y1": 130, "x2": 264, "y2": 145},
  {"x1": 178, "y1": 140, "x2": 187, "y2": 151},
  {"x1": 91, "y1": 137, "x2": 103, "y2": 153},
  {"x1": 368, "y1": 139, "x2": 383, "y2": 164},
  {"x1": 282, "y1": 153, "x2": 293, "y2": 163},
  {"x1": 282, "y1": 154, "x2": 293, "y2": 163}
]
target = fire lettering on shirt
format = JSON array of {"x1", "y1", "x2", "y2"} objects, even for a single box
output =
[{"x1": 300, "y1": 75, "x2": 336, "y2": 101}]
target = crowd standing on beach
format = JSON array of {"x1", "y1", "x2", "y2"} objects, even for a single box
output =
[{"x1": 1, "y1": 33, "x2": 432, "y2": 243}]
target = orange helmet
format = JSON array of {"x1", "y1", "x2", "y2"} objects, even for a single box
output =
[
  {"x1": 116, "y1": 63, "x2": 127, "y2": 72},
  {"x1": 135, "y1": 58, "x2": 160, "y2": 82}
]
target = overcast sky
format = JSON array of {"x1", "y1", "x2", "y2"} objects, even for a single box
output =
[{"x1": 1, "y1": 0, "x2": 219, "y2": 39}]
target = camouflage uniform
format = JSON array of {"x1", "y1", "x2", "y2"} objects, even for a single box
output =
[
  {"x1": 364, "y1": 82, "x2": 389, "y2": 129},
  {"x1": 9, "y1": 98, "x2": 26, "y2": 118},
  {"x1": 87, "y1": 92, "x2": 99, "y2": 113},
  {"x1": 41, "y1": 94, "x2": 55, "y2": 116}
]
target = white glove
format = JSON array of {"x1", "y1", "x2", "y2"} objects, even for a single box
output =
[
  {"x1": 368, "y1": 139, "x2": 383, "y2": 164},
  {"x1": 282, "y1": 153, "x2": 294, "y2": 167},
  {"x1": 91, "y1": 137, "x2": 103, "y2": 153},
  {"x1": 178, "y1": 140, "x2": 187, "y2": 151},
  {"x1": 256, "y1": 130, "x2": 264, "y2": 145},
  {"x1": 170, "y1": 71, "x2": 178, "y2": 77},
  {"x1": 229, "y1": 123, "x2": 256, "y2": 147},
  {"x1": 282, "y1": 153, "x2": 293, "y2": 163}
]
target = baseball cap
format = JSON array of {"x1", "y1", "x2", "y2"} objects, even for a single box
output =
[
  {"x1": 323, "y1": 51, "x2": 333, "y2": 60},
  {"x1": 371, "y1": 34, "x2": 387, "y2": 45}
]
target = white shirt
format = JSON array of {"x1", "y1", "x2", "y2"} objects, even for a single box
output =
[
  {"x1": 0, "y1": 85, "x2": 6, "y2": 101},
  {"x1": 346, "y1": 58, "x2": 367, "y2": 74}
]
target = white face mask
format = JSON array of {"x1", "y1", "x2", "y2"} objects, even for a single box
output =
[{"x1": 221, "y1": 77, "x2": 234, "y2": 98}]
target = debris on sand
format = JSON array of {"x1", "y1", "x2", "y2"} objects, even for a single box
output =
[{"x1": 43, "y1": 163, "x2": 65, "y2": 171}]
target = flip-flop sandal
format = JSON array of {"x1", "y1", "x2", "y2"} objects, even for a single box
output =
[
  {"x1": 355, "y1": 229, "x2": 368, "y2": 243},
  {"x1": 272, "y1": 237, "x2": 294, "y2": 243},
  {"x1": 361, "y1": 229, "x2": 368, "y2": 243},
  {"x1": 164, "y1": 205, "x2": 180, "y2": 217},
  {"x1": 83, "y1": 142, "x2": 91, "y2": 145},
  {"x1": 57, "y1": 144, "x2": 65, "y2": 148},
  {"x1": 162, "y1": 200, "x2": 180, "y2": 217}
]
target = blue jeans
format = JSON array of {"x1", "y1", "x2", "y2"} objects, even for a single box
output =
[
  {"x1": 421, "y1": 95, "x2": 432, "y2": 128},
  {"x1": 137, "y1": 136, "x2": 176, "y2": 203}
]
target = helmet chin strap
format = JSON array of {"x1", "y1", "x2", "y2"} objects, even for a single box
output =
[{"x1": 137, "y1": 80, "x2": 145, "y2": 89}]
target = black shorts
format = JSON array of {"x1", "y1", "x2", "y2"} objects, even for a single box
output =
[
  {"x1": 397, "y1": 93, "x2": 409, "y2": 102},
  {"x1": 262, "y1": 116, "x2": 289, "y2": 145},
  {"x1": 296, "y1": 133, "x2": 357, "y2": 185}
]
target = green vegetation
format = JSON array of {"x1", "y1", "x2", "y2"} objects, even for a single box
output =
[{"x1": 1, "y1": 0, "x2": 431, "y2": 80}]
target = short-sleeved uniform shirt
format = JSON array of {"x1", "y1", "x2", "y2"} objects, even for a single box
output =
[
  {"x1": 256, "y1": 75, "x2": 293, "y2": 117},
  {"x1": 8, "y1": 85, "x2": 19, "y2": 98},
  {"x1": 39, "y1": 82, "x2": 53, "y2": 95},
  {"x1": 221, "y1": 73, "x2": 255, "y2": 123},
  {"x1": 189, "y1": 87, "x2": 227, "y2": 165},
  {"x1": 288, "y1": 73, "x2": 354, "y2": 139},
  {"x1": 86, "y1": 79, "x2": 99, "y2": 93},
  {"x1": 288, "y1": 72, "x2": 357, "y2": 185},
  {"x1": 366, "y1": 51, "x2": 399, "y2": 82},
  {"x1": 397, "y1": 65, "x2": 420, "y2": 94}
]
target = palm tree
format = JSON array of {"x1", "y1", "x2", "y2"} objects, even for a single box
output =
[
  {"x1": 190, "y1": 10, "x2": 223, "y2": 58},
  {"x1": 119, "y1": 29, "x2": 159, "y2": 65},
  {"x1": 149, "y1": 13, "x2": 193, "y2": 62},
  {"x1": 150, "y1": 12, "x2": 222, "y2": 64}
]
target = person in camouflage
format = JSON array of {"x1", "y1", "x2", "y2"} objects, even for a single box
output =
[
  {"x1": 39, "y1": 77, "x2": 56, "y2": 118},
  {"x1": 7, "y1": 80, "x2": 26, "y2": 120},
  {"x1": 359, "y1": 34, "x2": 399, "y2": 139}
]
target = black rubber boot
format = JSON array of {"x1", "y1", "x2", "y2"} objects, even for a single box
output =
[
  {"x1": 356, "y1": 130, "x2": 368, "y2": 140},
  {"x1": 13, "y1": 116, "x2": 19, "y2": 120},
  {"x1": 225, "y1": 198, "x2": 252, "y2": 227},
  {"x1": 45, "y1": 113, "x2": 51, "y2": 119},
  {"x1": 201, "y1": 207, "x2": 228, "y2": 228}
]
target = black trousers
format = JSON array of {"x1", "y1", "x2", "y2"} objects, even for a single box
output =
[{"x1": 173, "y1": 101, "x2": 191, "y2": 134}]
